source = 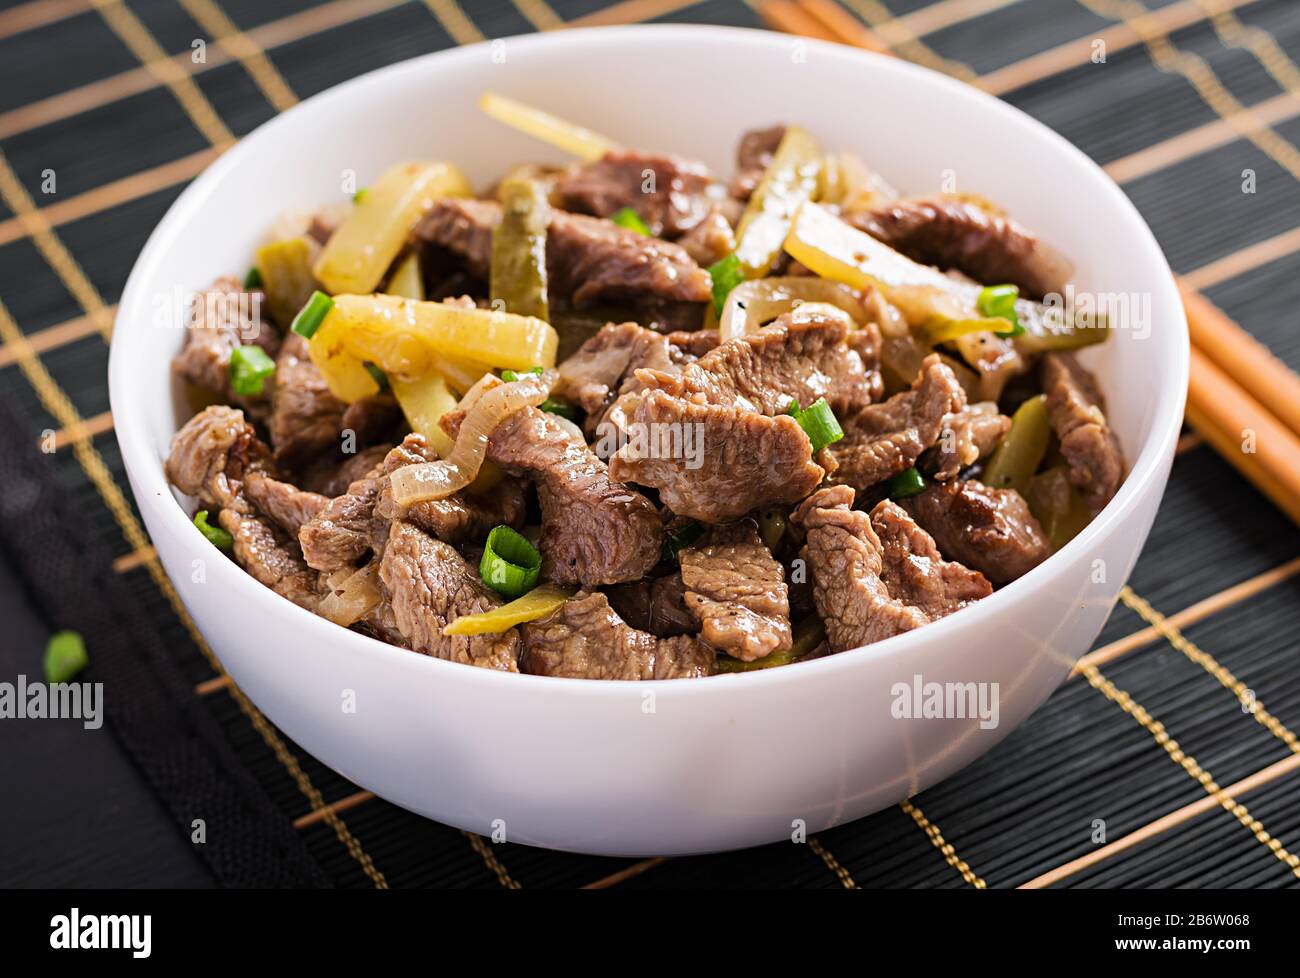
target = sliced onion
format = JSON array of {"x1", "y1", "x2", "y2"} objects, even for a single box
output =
[
  {"x1": 390, "y1": 373, "x2": 548, "y2": 506},
  {"x1": 718, "y1": 277, "x2": 869, "y2": 342},
  {"x1": 319, "y1": 562, "x2": 382, "y2": 627}
]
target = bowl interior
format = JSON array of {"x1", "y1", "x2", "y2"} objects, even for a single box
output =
[{"x1": 111, "y1": 25, "x2": 1186, "y2": 676}]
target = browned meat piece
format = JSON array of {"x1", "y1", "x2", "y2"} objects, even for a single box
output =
[
  {"x1": 902, "y1": 479, "x2": 1051, "y2": 584},
  {"x1": 164, "y1": 405, "x2": 270, "y2": 513},
  {"x1": 413, "y1": 199, "x2": 712, "y2": 311},
  {"x1": 298, "y1": 471, "x2": 385, "y2": 572},
  {"x1": 604, "y1": 573, "x2": 697, "y2": 638},
  {"x1": 340, "y1": 394, "x2": 403, "y2": 448},
  {"x1": 609, "y1": 390, "x2": 825, "y2": 522},
  {"x1": 679, "y1": 522, "x2": 791, "y2": 661},
  {"x1": 870, "y1": 500, "x2": 991, "y2": 616},
  {"x1": 378, "y1": 521, "x2": 520, "y2": 672},
  {"x1": 730, "y1": 125, "x2": 785, "y2": 200},
  {"x1": 553, "y1": 150, "x2": 713, "y2": 237},
  {"x1": 1041, "y1": 353, "x2": 1124, "y2": 511},
  {"x1": 171, "y1": 277, "x2": 279, "y2": 414},
  {"x1": 244, "y1": 472, "x2": 328, "y2": 536},
  {"x1": 300, "y1": 444, "x2": 393, "y2": 498},
  {"x1": 848, "y1": 196, "x2": 1074, "y2": 299},
  {"x1": 666, "y1": 328, "x2": 721, "y2": 360},
  {"x1": 218, "y1": 509, "x2": 320, "y2": 611},
  {"x1": 520, "y1": 591, "x2": 715, "y2": 680},
  {"x1": 828, "y1": 354, "x2": 965, "y2": 490},
  {"x1": 678, "y1": 206, "x2": 737, "y2": 267},
  {"x1": 443, "y1": 408, "x2": 663, "y2": 586},
  {"x1": 637, "y1": 310, "x2": 880, "y2": 417},
  {"x1": 791, "y1": 486, "x2": 927, "y2": 651},
  {"x1": 918, "y1": 401, "x2": 1011, "y2": 481},
  {"x1": 268, "y1": 333, "x2": 346, "y2": 467}
]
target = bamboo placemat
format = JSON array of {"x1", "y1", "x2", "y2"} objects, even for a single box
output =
[{"x1": 1, "y1": 0, "x2": 1298, "y2": 888}]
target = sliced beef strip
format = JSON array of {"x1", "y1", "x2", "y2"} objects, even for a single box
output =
[
  {"x1": 378, "y1": 521, "x2": 520, "y2": 672},
  {"x1": 171, "y1": 277, "x2": 279, "y2": 415},
  {"x1": 677, "y1": 206, "x2": 736, "y2": 267},
  {"x1": 604, "y1": 573, "x2": 697, "y2": 638},
  {"x1": 870, "y1": 500, "x2": 991, "y2": 616},
  {"x1": 340, "y1": 394, "x2": 404, "y2": 448},
  {"x1": 679, "y1": 522, "x2": 792, "y2": 661},
  {"x1": 298, "y1": 469, "x2": 386, "y2": 572},
  {"x1": 847, "y1": 196, "x2": 1074, "y2": 300},
  {"x1": 1041, "y1": 353, "x2": 1124, "y2": 511},
  {"x1": 730, "y1": 125, "x2": 786, "y2": 201},
  {"x1": 636, "y1": 311, "x2": 880, "y2": 417},
  {"x1": 827, "y1": 354, "x2": 966, "y2": 491},
  {"x1": 902, "y1": 479, "x2": 1050, "y2": 585},
  {"x1": 609, "y1": 389, "x2": 825, "y2": 523},
  {"x1": 553, "y1": 150, "x2": 714, "y2": 237},
  {"x1": 268, "y1": 332, "x2": 346, "y2": 467},
  {"x1": 442, "y1": 407, "x2": 663, "y2": 586},
  {"x1": 164, "y1": 405, "x2": 271, "y2": 514},
  {"x1": 243, "y1": 472, "x2": 329, "y2": 536},
  {"x1": 299, "y1": 443, "x2": 393, "y2": 498},
  {"x1": 219, "y1": 509, "x2": 321, "y2": 611},
  {"x1": 520, "y1": 591, "x2": 715, "y2": 680},
  {"x1": 791, "y1": 486, "x2": 928, "y2": 651},
  {"x1": 413, "y1": 199, "x2": 712, "y2": 310},
  {"x1": 918, "y1": 401, "x2": 1011, "y2": 481}
]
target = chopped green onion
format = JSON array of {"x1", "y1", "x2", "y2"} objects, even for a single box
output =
[
  {"x1": 787, "y1": 397, "x2": 843, "y2": 453},
  {"x1": 290, "y1": 290, "x2": 334, "y2": 339},
  {"x1": 193, "y1": 509, "x2": 233, "y2": 549},
  {"x1": 353, "y1": 187, "x2": 369, "y2": 204},
  {"x1": 611, "y1": 207, "x2": 651, "y2": 236},
  {"x1": 663, "y1": 521, "x2": 704, "y2": 562},
  {"x1": 884, "y1": 466, "x2": 926, "y2": 499},
  {"x1": 976, "y1": 284, "x2": 1024, "y2": 337},
  {"x1": 229, "y1": 344, "x2": 276, "y2": 397},
  {"x1": 500, "y1": 366, "x2": 545, "y2": 382},
  {"x1": 243, "y1": 266, "x2": 263, "y2": 290},
  {"x1": 44, "y1": 630, "x2": 88, "y2": 684},
  {"x1": 708, "y1": 254, "x2": 745, "y2": 317},
  {"x1": 364, "y1": 363, "x2": 389, "y2": 389},
  {"x1": 540, "y1": 397, "x2": 577, "y2": 421},
  {"x1": 480, "y1": 525, "x2": 541, "y2": 601}
]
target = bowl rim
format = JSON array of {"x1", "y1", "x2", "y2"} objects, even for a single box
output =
[{"x1": 109, "y1": 23, "x2": 1189, "y2": 699}]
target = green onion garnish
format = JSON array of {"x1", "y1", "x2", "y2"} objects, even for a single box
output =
[
  {"x1": 291, "y1": 290, "x2": 334, "y2": 339},
  {"x1": 229, "y1": 344, "x2": 276, "y2": 397},
  {"x1": 480, "y1": 525, "x2": 541, "y2": 601},
  {"x1": 353, "y1": 187, "x2": 369, "y2": 204},
  {"x1": 976, "y1": 284, "x2": 1024, "y2": 337},
  {"x1": 500, "y1": 366, "x2": 545, "y2": 382},
  {"x1": 364, "y1": 363, "x2": 389, "y2": 389},
  {"x1": 44, "y1": 630, "x2": 88, "y2": 684},
  {"x1": 243, "y1": 266, "x2": 263, "y2": 290},
  {"x1": 884, "y1": 467, "x2": 926, "y2": 499},
  {"x1": 787, "y1": 397, "x2": 843, "y2": 454},
  {"x1": 708, "y1": 254, "x2": 745, "y2": 317},
  {"x1": 193, "y1": 510, "x2": 234, "y2": 549},
  {"x1": 540, "y1": 398, "x2": 577, "y2": 421},
  {"x1": 663, "y1": 520, "x2": 704, "y2": 562},
  {"x1": 611, "y1": 207, "x2": 651, "y2": 236}
]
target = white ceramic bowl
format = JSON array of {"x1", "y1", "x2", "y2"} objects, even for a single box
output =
[{"x1": 110, "y1": 25, "x2": 1187, "y2": 856}]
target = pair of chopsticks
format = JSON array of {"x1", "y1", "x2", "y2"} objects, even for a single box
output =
[{"x1": 760, "y1": 0, "x2": 1300, "y2": 527}]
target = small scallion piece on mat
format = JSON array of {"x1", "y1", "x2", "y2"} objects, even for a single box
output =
[
  {"x1": 480, "y1": 525, "x2": 542, "y2": 601},
  {"x1": 787, "y1": 397, "x2": 843, "y2": 454},
  {"x1": 884, "y1": 466, "x2": 926, "y2": 500},
  {"x1": 708, "y1": 254, "x2": 745, "y2": 317},
  {"x1": 229, "y1": 344, "x2": 276, "y2": 397},
  {"x1": 44, "y1": 630, "x2": 88, "y2": 684},
  {"x1": 193, "y1": 510, "x2": 234, "y2": 550},
  {"x1": 243, "y1": 266, "x2": 263, "y2": 290},
  {"x1": 611, "y1": 207, "x2": 651, "y2": 236},
  {"x1": 976, "y1": 283, "x2": 1024, "y2": 337},
  {"x1": 290, "y1": 290, "x2": 334, "y2": 339}
]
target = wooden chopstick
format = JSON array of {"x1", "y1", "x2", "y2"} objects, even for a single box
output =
[{"x1": 764, "y1": 0, "x2": 1300, "y2": 526}]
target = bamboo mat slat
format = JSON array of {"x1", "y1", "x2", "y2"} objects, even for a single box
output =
[{"x1": 2, "y1": 0, "x2": 1299, "y2": 889}]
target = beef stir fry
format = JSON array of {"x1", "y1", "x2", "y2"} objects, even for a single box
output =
[{"x1": 165, "y1": 94, "x2": 1124, "y2": 680}]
